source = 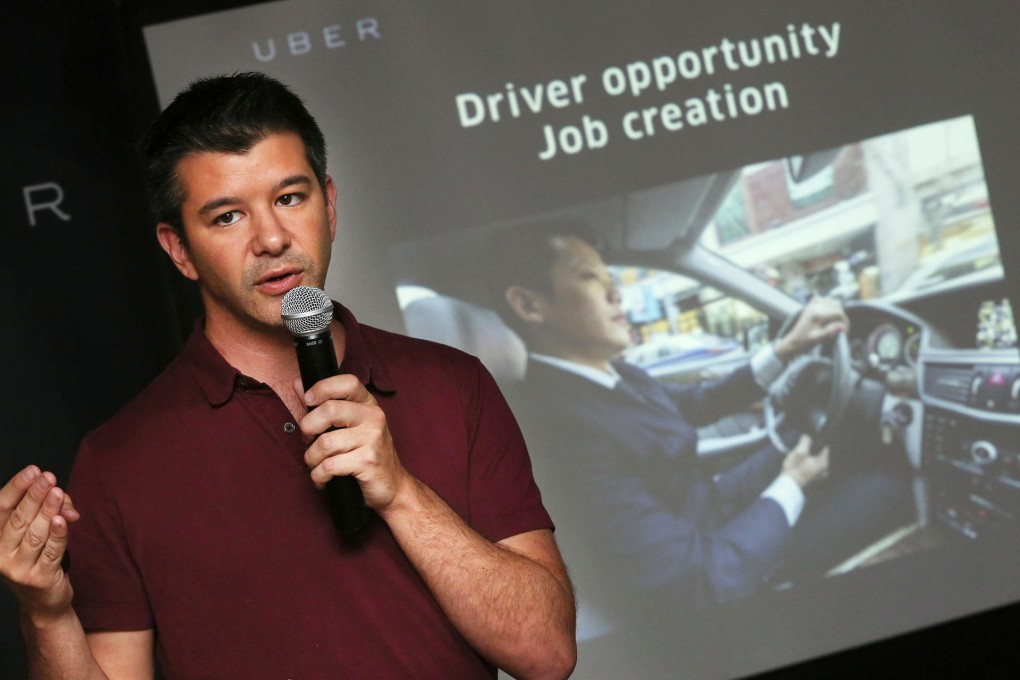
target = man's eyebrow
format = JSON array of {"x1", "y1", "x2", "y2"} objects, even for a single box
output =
[
  {"x1": 198, "y1": 196, "x2": 241, "y2": 217},
  {"x1": 274, "y1": 174, "x2": 312, "y2": 192},
  {"x1": 196, "y1": 175, "x2": 313, "y2": 216}
]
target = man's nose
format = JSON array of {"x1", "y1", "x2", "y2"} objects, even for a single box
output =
[
  {"x1": 251, "y1": 210, "x2": 291, "y2": 255},
  {"x1": 606, "y1": 280, "x2": 622, "y2": 303}
]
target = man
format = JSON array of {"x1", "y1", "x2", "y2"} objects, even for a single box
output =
[
  {"x1": 488, "y1": 220, "x2": 909, "y2": 615},
  {"x1": 0, "y1": 73, "x2": 576, "y2": 679}
]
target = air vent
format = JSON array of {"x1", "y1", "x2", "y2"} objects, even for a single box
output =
[{"x1": 924, "y1": 364, "x2": 974, "y2": 405}]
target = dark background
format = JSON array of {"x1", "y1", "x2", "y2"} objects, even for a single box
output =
[{"x1": 2, "y1": 1, "x2": 1019, "y2": 677}]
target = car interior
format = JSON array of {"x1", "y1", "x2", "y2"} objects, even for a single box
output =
[{"x1": 391, "y1": 122, "x2": 1020, "y2": 648}]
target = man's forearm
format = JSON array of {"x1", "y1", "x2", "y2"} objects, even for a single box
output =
[
  {"x1": 21, "y1": 608, "x2": 109, "y2": 680},
  {"x1": 378, "y1": 476, "x2": 576, "y2": 680}
]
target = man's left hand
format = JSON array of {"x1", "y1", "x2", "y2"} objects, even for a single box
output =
[
  {"x1": 775, "y1": 296, "x2": 849, "y2": 362},
  {"x1": 295, "y1": 375, "x2": 410, "y2": 512}
]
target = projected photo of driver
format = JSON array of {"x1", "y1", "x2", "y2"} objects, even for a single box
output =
[
  {"x1": 484, "y1": 220, "x2": 912, "y2": 612},
  {"x1": 390, "y1": 114, "x2": 1018, "y2": 678}
]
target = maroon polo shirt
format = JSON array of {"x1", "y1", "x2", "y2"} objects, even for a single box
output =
[{"x1": 67, "y1": 304, "x2": 552, "y2": 679}]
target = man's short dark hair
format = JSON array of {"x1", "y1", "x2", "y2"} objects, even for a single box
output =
[
  {"x1": 486, "y1": 218, "x2": 605, "y2": 338},
  {"x1": 140, "y1": 72, "x2": 327, "y2": 237}
]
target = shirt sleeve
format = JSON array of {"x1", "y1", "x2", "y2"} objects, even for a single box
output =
[
  {"x1": 66, "y1": 437, "x2": 154, "y2": 631},
  {"x1": 749, "y1": 342, "x2": 786, "y2": 389},
  {"x1": 462, "y1": 359, "x2": 554, "y2": 543},
  {"x1": 760, "y1": 474, "x2": 806, "y2": 526}
]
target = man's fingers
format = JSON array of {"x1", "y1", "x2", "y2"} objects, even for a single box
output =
[
  {"x1": 303, "y1": 373, "x2": 372, "y2": 408},
  {"x1": 0, "y1": 474, "x2": 54, "y2": 552},
  {"x1": 811, "y1": 447, "x2": 831, "y2": 480},
  {"x1": 299, "y1": 399, "x2": 373, "y2": 442},
  {"x1": 793, "y1": 434, "x2": 813, "y2": 455},
  {"x1": 0, "y1": 466, "x2": 42, "y2": 516},
  {"x1": 809, "y1": 298, "x2": 849, "y2": 330},
  {"x1": 815, "y1": 319, "x2": 848, "y2": 341},
  {"x1": 304, "y1": 427, "x2": 357, "y2": 468},
  {"x1": 780, "y1": 298, "x2": 848, "y2": 358},
  {"x1": 40, "y1": 515, "x2": 69, "y2": 567},
  {"x1": 21, "y1": 488, "x2": 63, "y2": 561},
  {"x1": 58, "y1": 493, "x2": 80, "y2": 522},
  {"x1": 309, "y1": 454, "x2": 357, "y2": 488}
]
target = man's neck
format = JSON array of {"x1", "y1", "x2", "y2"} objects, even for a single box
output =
[
  {"x1": 203, "y1": 313, "x2": 298, "y2": 381},
  {"x1": 203, "y1": 312, "x2": 346, "y2": 417}
]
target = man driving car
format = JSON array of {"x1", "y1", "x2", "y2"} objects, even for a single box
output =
[{"x1": 488, "y1": 219, "x2": 912, "y2": 613}]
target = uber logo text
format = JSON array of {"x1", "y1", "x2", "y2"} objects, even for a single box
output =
[{"x1": 252, "y1": 18, "x2": 381, "y2": 61}]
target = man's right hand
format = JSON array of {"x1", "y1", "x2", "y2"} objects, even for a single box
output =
[
  {"x1": 0, "y1": 465, "x2": 80, "y2": 621},
  {"x1": 781, "y1": 435, "x2": 830, "y2": 489}
]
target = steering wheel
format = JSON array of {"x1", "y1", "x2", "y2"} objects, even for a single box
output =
[{"x1": 764, "y1": 310, "x2": 854, "y2": 454}]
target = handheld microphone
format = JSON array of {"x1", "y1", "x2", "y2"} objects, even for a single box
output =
[{"x1": 281, "y1": 285, "x2": 368, "y2": 535}]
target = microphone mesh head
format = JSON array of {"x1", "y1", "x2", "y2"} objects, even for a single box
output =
[{"x1": 281, "y1": 286, "x2": 333, "y2": 336}]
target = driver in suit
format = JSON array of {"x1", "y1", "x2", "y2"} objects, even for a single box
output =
[{"x1": 488, "y1": 219, "x2": 911, "y2": 614}]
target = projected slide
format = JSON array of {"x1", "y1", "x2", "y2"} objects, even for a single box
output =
[
  {"x1": 143, "y1": 2, "x2": 1020, "y2": 677},
  {"x1": 393, "y1": 115, "x2": 1019, "y2": 676}
]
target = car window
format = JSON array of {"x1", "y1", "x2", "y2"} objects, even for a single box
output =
[{"x1": 613, "y1": 264, "x2": 766, "y2": 377}]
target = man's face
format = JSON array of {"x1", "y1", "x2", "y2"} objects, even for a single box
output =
[
  {"x1": 532, "y1": 236, "x2": 632, "y2": 363},
  {"x1": 158, "y1": 132, "x2": 336, "y2": 332}
]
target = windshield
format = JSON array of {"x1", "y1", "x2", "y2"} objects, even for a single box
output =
[
  {"x1": 699, "y1": 116, "x2": 999, "y2": 303},
  {"x1": 609, "y1": 116, "x2": 1004, "y2": 376}
]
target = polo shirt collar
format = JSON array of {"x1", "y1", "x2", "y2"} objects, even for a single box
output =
[
  {"x1": 334, "y1": 302, "x2": 396, "y2": 393},
  {"x1": 183, "y1": 319, "x2": 238, "y2": 407},
  {"x1": 183, "y1": 301, "x2": 397, "y2": 407}
]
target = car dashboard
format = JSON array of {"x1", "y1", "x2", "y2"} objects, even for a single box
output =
[{"x1": 846, "y1": 280, "x2": 1020, "y2": 541}]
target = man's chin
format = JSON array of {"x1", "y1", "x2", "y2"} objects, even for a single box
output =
[
  {"x1": 613, "y1": 336, "x2": 634, "y2": 352},
  {"x1": 240, "y1": 301, "x2": 290, "y2": 332}
]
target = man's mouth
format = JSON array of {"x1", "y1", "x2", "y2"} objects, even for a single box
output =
[{"x1": 254, "y1": 269, "x2": 302, "y2": 294}]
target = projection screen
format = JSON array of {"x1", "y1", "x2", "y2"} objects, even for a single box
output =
[{"x1": 143, "y1": 2, "x2": 1020, "y2": 677}]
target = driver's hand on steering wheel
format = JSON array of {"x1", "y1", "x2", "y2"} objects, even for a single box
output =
[
  {"x1": 782, "y1": 435, "x2": 830, "y2": 489},
  {"x1": 775, "y1": 296, "x2": 849, "y2": 363}
]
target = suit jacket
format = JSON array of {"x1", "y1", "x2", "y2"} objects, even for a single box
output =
[{"x1": 512, "y1": 357, "x2": 792, "y2": 611}]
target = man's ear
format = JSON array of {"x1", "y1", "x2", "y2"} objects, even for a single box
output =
[
  {"x1": 505, "y1": 286, "x2": 546, "y2": 325},
  {"x1": 156, "y1": 223, "x2": 199, "y2": 281},
  {"x1": 325, "y1": 175, "x2": 338, "y2": 242}
]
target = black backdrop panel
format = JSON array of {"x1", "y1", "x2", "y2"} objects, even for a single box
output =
[{"x1": 0, "y1": 2, "x2": 182, "y2": 676}]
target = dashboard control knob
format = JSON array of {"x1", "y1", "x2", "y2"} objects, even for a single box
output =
[
  {"x1": 970, "y1": 440, "x2": 997, "y2": 466},
  {"x1": 892, "y1": 402, "x2": 913, "y2": 426}
]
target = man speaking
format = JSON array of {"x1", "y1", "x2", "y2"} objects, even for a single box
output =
[{"x1": 0, "y1": 73, "x2": 576, "y2": 679}]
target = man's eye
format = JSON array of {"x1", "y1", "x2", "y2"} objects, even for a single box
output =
[
  {"x1": 277, "y1": 193, "x2": 304, "y2": 206},
  {"x1": 214, "y1": 211, "x2": 241, "y2": 226}
]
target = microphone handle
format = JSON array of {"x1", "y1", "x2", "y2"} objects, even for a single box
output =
[{"x1": 294, "y1": 332, "x2": 369, "y2": 535}]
